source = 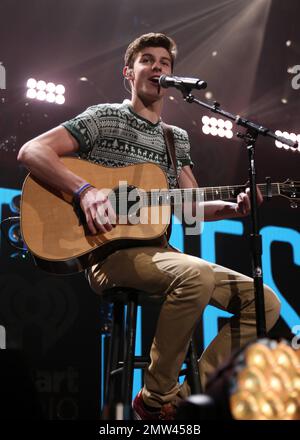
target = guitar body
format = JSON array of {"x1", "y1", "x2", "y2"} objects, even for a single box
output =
[
  {"x1": 20, "y1": 158, "x2": 171, "y2": 274},
  {"x1": 20, "y1": 156, "x2": 299, "y2": 275}
]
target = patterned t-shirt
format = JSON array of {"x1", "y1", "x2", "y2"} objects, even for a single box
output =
[{"x1": 62, "y1": 99, "x2": 193, "y2": 189}]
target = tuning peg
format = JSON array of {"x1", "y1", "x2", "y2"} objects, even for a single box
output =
[{"x1": 290, "y1": 201, "x2": 298, "y2": 209}]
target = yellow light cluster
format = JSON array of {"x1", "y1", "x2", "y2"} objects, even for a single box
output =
[{"x1": 230, "y1": 340, "x2": 300, "y2": 420}]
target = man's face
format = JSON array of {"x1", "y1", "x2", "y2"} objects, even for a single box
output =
[{"x1": 128, "y1": 46, "x2": 172, "y2": 102}]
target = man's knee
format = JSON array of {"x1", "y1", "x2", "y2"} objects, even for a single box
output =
[
  {"x1": 264, "y1": 285, "x2": 281, "y2": 330},
  {"x1": 175, "y1": 258, "x2": 215, "y2": 298}
]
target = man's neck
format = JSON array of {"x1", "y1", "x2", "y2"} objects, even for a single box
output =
[{"x1": 130, "y1": 96, "x2": 163, "y2": 124}]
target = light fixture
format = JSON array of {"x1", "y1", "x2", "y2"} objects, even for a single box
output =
[
  {"x1": 275, "y1": 130, "x2": 300, "y2": 152},
  {"x1": 26, "y1": 78, "x2": 66, "y2": 104},
  {"x1": 201, "y1": 115, "x2": 233, "y2": 139},
  {"x1": 229, "y1": 339, "x2": 300, "y2": 420}
]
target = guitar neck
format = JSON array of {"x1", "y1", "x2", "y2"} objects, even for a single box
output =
[
  {"x1": 140, "y1": 182, "x2": 281, "y2": 206},
  {"x1": 172, "y1": 182, "x2": 280, "y2": 203}
]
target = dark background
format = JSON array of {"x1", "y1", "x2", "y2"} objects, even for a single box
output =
[{"x1": 0, "y1": 0, "x2": 299, "y2": 419}]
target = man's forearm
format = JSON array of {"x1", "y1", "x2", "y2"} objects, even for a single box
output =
[
  {"x1": 203, "y1": 201, "x2": 244, "y2": 221},
  {"x1": 18, "y1": 141, "x2": 86, "y2": 195},
  {"x1": 182, "y1": 200, "x2": 244, "y2": 223}
]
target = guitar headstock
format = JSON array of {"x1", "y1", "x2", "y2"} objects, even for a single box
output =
[{"x1": 279, "y1": 179, "x2": 300, "y2": 208}]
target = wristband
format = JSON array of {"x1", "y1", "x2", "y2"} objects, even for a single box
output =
[{"x1": 73, "y1": 183, "x2": 94, "y2": 204}]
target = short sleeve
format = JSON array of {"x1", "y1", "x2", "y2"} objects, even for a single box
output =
[
  {"x1": 172, "y1": 126, "x2": 194, "y2": 170},
  {"x1": 61, "y1": 105, "x2": 100, "y2": 153}
]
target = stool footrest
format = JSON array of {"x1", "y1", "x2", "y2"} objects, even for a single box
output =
[{"x1": 110, "y1": 360, "x2": 150, "y2": 377}]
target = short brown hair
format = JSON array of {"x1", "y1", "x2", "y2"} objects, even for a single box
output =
[{"x1": 124, "y1": 33, "x2": 177, "y2": 70}]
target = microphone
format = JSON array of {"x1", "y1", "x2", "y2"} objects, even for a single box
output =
[{"x1": 159, "y1": 75, "x2": 207, "y2": 91}]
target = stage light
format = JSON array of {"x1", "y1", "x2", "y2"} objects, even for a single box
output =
[
  {"x1": 201, "y1": 115, "x2": 233, "y2": 139},
  {"x1": 46, "y1": 82, "x2": 56, "y2": 93},
  {"x1": 203, "y1": 338, "x2": 300, "y2": 420},
  {"x1": 26, "y1": 88, "x2": 37, "y2": 99},
  {"x1": 210, "y1": 117, "x2": 218, "y2": 126},
  {"x1": 202, "y1": 115, "x2": 210, "y2": 125},
  {"x1": 224, "y1": 120, "x2": 233, "y2": 130},
  {"x1": 202, "y1": 125, "x2": 211, "y2": 135},
  {"x1": 55, "y1": 84, "x2": 65, "y2": 95},
  {"x1": 286, "y1": 40, "x2": 292, "y2": 47},
  {"x1": 26, "y1": 78, "x2": 37, "y2": 89},
  {"x1": 229, "y1": 339, "x2": 300, "y2": 420},
  {"x1": 46, "y1": 93, "x2": 56, "y2": 103},
  {"x1": 36, "y1": 80, "x2": 47, "y2": 91},
  {"x1": 55, "y1": 94, "x2": 65, "y2": 105},
  {"x1": 36, "y1": 90, "x2": 46, "y2": 101},
  {"x1": 217, "y1": 128, "x2": 225, "y2": 137},
  {"x1": 275, "y1": 130, "x2": 300, "y2": 152},
  {"x1": 26, "y1": 78, "x2": 66, "y2": 104},
  {"x1": 210, "y1": 126, "x2": 218, "y2": 136},
  {"x1": 225, "y1": 131, "x2": 233, "y2": 139}
]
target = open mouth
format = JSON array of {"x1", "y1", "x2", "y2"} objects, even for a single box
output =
[{"x1": 149, "y1": 76, "x2": 160, "y2": 84}]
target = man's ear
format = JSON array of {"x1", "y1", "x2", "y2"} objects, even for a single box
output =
[{"x1": 123, "y1": 66, "x2": 134, "y2": 79}]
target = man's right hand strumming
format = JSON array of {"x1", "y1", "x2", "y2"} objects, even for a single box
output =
[{"x1": 78, "y1": 187, "x2": 117, "y2": 235}]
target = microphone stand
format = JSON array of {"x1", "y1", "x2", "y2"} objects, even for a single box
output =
[{"x1": 178, "y1": 86, "x2": 298, "y2": 338}]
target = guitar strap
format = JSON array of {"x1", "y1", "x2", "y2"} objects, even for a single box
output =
[
  {"x1": 161, "y1": 122, "x2": 180, "y2": 244},
  {"x1": 161, "y1": 122, "x2": 179, "y2": 188}
]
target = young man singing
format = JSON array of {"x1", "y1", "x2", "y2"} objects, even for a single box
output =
[{"x1": 18, "y1": 33, "x2": 281, "y2": 420}]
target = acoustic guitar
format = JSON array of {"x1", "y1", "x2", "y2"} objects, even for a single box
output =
[{"x1": 20, "y1": 157, "x2": 299, "y2": 274}]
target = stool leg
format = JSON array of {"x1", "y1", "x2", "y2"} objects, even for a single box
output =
[
  {"x1": 187, "y1": 337, "x2": 202, "y2": 394},
  {"x1": 105, "y1": 303, "x2": 124, "y2": 407},
  {"x1": 122, "y1": 299, "x2": 137, "y2": 418}
]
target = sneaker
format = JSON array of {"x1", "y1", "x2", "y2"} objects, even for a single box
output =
[{"x1": 132, "y1": 390, "x2": 178, "y2": 420}]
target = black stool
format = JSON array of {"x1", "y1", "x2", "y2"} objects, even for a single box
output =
[{"x1": 101, "y1": 287, "x2": 202, "y2": 420}]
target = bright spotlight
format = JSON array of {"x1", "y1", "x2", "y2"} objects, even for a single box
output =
[
  {"x1": 202, "y1": 125, "x2": 211, "y2": 135},
  {"x1": 210, "y1": 126, "x2": 218, "y2": 136},
  {"x1": 230, "y1": 339, "x2": 300, "y2": 420},
  {"x1": 26, "y1": 88, "x2": 37, "y2": 99},
  {"x1": 26, "y1": 78, "x2": 66, "y2": 104},
  {"x1": 275, "y1": 130, "x2": 300, "y2": 152},
  {"x1": 36, "y1": 80, "x2": 47, "y2": 91},
  {"x1": 205, "y1": 91, "x2": 213, "y2": 100},
  {"x1": 205, "y1": 338, "x2": 300, "y2": 421},
  {"x1": 26, "y1": 78, "x2": 37, "y2": 89},
  {"x1": 55, "y1": 84, "x2": 65, "y2": 95},
  {"x1": 46, "y1": 82, "x2": 56, "y2": 93},
  {"x1": 36, "y1": 90, "x2": 46, "y2": 101},
  {"x1": 201, "y1": 115, "x2": 234, "y2": 140},
  {"x1": 46, "y1": 93, "x2": 56, "y2": 103},
  {"x1": 224, "y1": 120, "x2": 233, "y2": 130},
  {"x1": 55, "y1": 94, "x2": 65, "y2": 105}
]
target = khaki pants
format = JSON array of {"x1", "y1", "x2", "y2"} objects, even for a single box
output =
[{"x1": 88, "y1": 244, "x2": 281, "y2": 408}]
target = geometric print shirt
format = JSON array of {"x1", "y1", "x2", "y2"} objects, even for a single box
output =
[{"x1": 62, "y1": 100, "x2": 193, "y2": 189}]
